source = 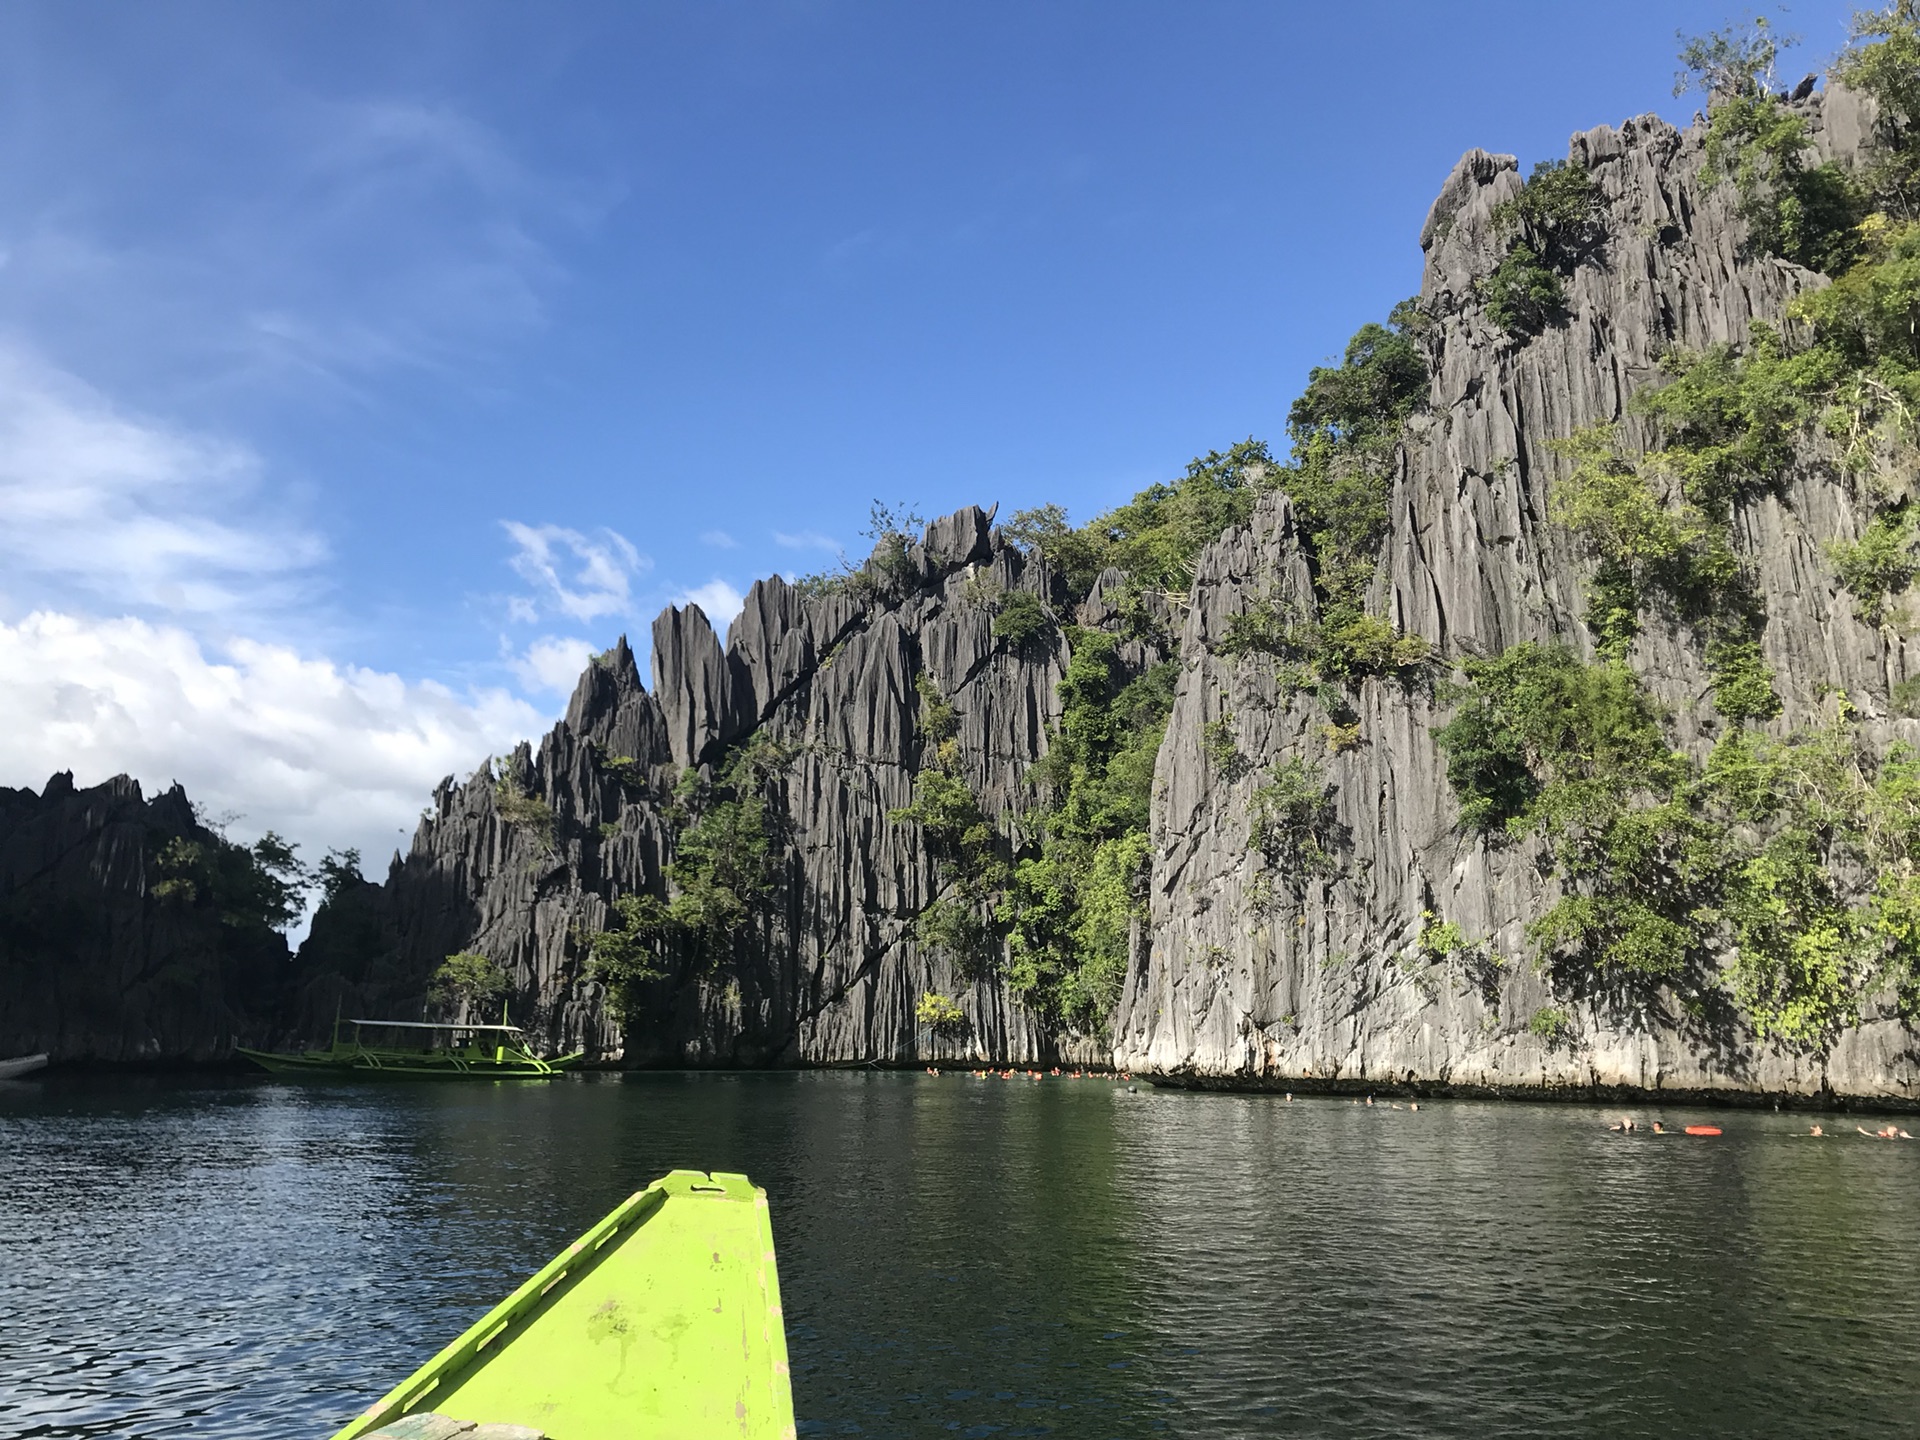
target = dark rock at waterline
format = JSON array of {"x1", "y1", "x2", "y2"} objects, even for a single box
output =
[{"x1": 0, "y1": 773, "x2": 288, "y2": 1064}]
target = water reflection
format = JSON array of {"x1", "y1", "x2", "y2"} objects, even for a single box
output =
[{"x1": 1, "y1": 1074, "x2": 1915, "y2": 1438}]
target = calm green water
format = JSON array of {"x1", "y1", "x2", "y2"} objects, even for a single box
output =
[{"x1": 1, "y1": 1071, "x2": 1916, "y2": 1439}]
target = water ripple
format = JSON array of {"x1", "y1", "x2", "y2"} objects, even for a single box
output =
[{"x1": 1, "y1": 1074, "x2": 1915, "y2": 1438}]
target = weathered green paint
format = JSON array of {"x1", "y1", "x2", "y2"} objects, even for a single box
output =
[{"x1": 330, "y1": 1171, "x2": 795, "y2": 1440}]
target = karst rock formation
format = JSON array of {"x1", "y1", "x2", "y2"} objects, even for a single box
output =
[
  {"x1": 0, "y1": 774, "x2": 289, "y2": 1063},
  {"x1": 295, "y1": 88, "x2": 1919, "y2": 1100},
  {"x1": 7, "y1": 85, "x2": 1917, "y2": 1100}
]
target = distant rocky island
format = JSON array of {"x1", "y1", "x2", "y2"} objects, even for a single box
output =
[{"x1": 9, "y1": 29, "x2": 1920, "y2": 1105}]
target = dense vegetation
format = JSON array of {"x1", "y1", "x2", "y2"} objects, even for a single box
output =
[
  {"x1": 151, "y1": 827, "x2": 313, "y2": 933},
  {"x1": 1482, "y1": 160, "x2": 1605, "y2": 333},
  {"x1": 428, "y1": 950, "x2": 508, "y2": 1021},
  {"x1": 1003, "y1": 642, "x2": 1176, "y2": 1028},
  {"x1": 970, "y1": 301, "x2": 1434, "y2": 1029},
  {"x1": 1216, "y1": 302, "x2": 1432, "y2": 689},
  {"x1": 1433, "y1": 6, "x2": 1920, "y2": 1046},
  {"x1": 587, "y1": 735, "x2": 787, "y2": 1018},
  {"x1": 573, "y1": 5, "x2": 1920, "y2": 1056},
  {"x1": 152, "y1": 818, "x2": 363, "y2": 937}
]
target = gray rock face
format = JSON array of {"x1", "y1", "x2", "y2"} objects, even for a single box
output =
[
  {"x1": 0, "y1": 773, "x2": 289, "y2": 1063},
  {"x1": 294, "y1": 89, "x2": 1918, "y2": 1101},
  {"x1": 299, "y1": 517, "x2": 1126, "y2": 1066},
  {"x1": 1110, "y1": 91, "x2": 1920, "y2": 1103}
]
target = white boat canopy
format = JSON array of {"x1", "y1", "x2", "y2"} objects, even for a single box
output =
[{"x1": 347, "y1": 1020, "x2": 527, "y2": 1033}]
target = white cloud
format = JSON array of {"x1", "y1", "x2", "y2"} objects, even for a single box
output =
[
  {"x1": 676, "y1": 579, "x2": 745, "y2": 625},
  {"x1": 701, "y1": 529, "x2": 737, "y2": 549},
  {"x1": 509, "y1": 634, "x2": 596, "y2": 694},
  {"x1": 502, "y1": 521, "x2": 648, "y2": 624},
  {"x1": 774, "y1": 529, "x2": 840, "y2": 551},
  {"x1": 0, "y1": 342, "x2": 323, "y2": 617},
  {"x1": 0, "y1": 610, "x2": 543, "y2": 877}
]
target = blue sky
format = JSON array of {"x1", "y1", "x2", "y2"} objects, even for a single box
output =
[{"x1": 0, "y1": 0, "x2": 1861, "y2": 878}]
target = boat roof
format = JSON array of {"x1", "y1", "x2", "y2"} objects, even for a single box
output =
[{"x1": 347, "y1": 1019, "x2": 526, "y2": 1033}]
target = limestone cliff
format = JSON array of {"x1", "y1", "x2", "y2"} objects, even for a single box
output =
[
  {"x1": 293, "y1": 88, "x2": 1920, "y2": 1102},
  {"x1": 1111, "y1": 90, "x2": 1920, "y2": 1103},
  {"x1": 0, "y1": 773, "x2": 290, "y2": 1063},
  {"x1": 293, "y1": 509, "x2": 1141, "y2": 1065}
]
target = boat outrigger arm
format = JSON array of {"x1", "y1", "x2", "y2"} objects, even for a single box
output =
[{"x1": 237, "y1": 1018, "x2": 585, "y2": 1079}]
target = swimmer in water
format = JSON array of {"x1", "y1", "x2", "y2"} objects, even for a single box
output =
[
  {"x1": 1651, "y1": 1121, "x2": 1667, "y2": 1134},
  {"x1": 1809, "y1": 1124, "x2": 1825, "y2": 1137}
]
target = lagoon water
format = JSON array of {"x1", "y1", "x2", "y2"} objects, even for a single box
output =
[{"x1": 1, "y1": 1071, "x2": 1917, "y2": 1439}]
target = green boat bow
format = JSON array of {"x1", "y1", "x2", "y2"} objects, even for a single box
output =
[
  {"x1": 332, "y1": 1170, "x2": 795, "y2": 1440},
  {"x1": 239, "y1": 1020, "x2": 583, "y2": 1079}
]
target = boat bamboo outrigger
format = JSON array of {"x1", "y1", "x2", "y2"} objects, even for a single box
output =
[
  {"x1": 238, "y1": 1019, "x2": 583, "y2": 1079},
  {"x1": 332, "y1": 1170, "x2": 795, "y2": 1440}
]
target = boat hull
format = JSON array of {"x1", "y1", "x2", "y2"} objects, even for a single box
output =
[
  {"x1": 331, "y1": 1170, "x2": 795, "y2": 1440},
  {"x1": 237, "y1": 1047, "x2": 583, "y2": 1079},
  {"x1": 0, "y1": 1053, "x2": 49, "y2": 1080}
]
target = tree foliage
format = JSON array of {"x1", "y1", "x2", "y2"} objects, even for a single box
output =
[
  {"x1": 1436, "y1": 641, "x2": 1920, "y2": 1045},
  {"x1": 1083, "y1": 440, "x2": 1277, "y2": 597},
  {"x1": 317, "y1": 848, "x2": 364, "y2": 906},
  {"x1": 1833, "y1": 2, "x2": 1920, "y2": 215},
  {"x1": 989, "y1": 588, "x2": 1053, "y2": 649},
  {"x1": 587, "y1": 734, "x2": 789, "y2": 1019},
  {"x1": 914, "y1": 990, "x2": 969, "y2": 1034},
  {"x1": 1481, "y1": 162, "x2": 1604, "y2": 334},
  {"x1": 1676, "y1": 17, "x2": 1868, "y2": 272},
  {"x1": 151, "y1": 828, "x2": 312, "y2": 932},
  {"x1": 1002, "y1": 638, "x2": 1177, "y2": 1030},
  {"x1": 429, "y1": 951, "x2": 508, "y2": 1019}
]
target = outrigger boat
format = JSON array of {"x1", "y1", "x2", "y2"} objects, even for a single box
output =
[
  {"x1": 332, "y1": 1170, "x2": 794, "y2": 1440},
  {"x1": 238, "y1": 1019, "x2": 583, "y2": 1079}
]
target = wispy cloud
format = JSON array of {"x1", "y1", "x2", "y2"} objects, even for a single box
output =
[
  {"x1": 0, "y1": 341, "x2": 324, "y2": 619},
  {"x1": 0, "y1": 79, "x2": 611, "y2": 409},
  {"x1": 773, "y1": 529, "x2": 840, "y2": 551},
  {"x1": 502, "y1": 521, "x2": 648, "y2": 624},
  {"x1": 700, "y1": 529, "x2": 738, "y2": 549},
  {"x1": 226, "y1": 97, "x2": 587, "y2": 391}
]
